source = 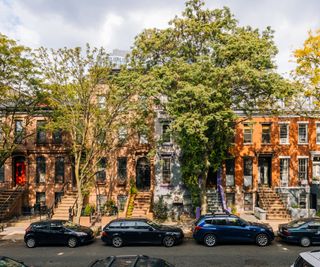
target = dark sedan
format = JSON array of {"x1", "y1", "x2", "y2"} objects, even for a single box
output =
[
  {"x1": 89, "y1": 255, "x2": 174, "y2": 267},
  {"x1": 101, "y1": 218, "x2": 184, "y2": 247},
  {"x1": 24, "y1": 220, "x2": 95, "y2": 248},
  {"x1": 278, "y1": 217, "x2": 320, "y2": 247}
]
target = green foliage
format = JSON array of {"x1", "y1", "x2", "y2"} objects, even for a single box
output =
[
  {"x1": 231, "y1": 205, "x2": 237, "y2": 214},
  {"x1": 130, "y1": 178, "x2": 138, "y2": 195},
  {"x1": 316, "y1": 210, "x2": 320, "y2": 218},
  {"x1": 83, "y1": 204, "x2": 95, "y2": 216},
  {"x1": 126, "y1": 194, "x2": 136, "y2": 217},
  {"x1": 101, "y1": 200, "x2": 117, "y2": 216},
  {"x1": 129, "y1": 0, "x2": 292, "y2": 208},
  {"x1": 153, "y1": 196, "x2": 168, "y2": 221}
]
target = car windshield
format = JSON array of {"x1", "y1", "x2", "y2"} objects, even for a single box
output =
[
  {"x1": 287, "y1": 219, "x2": 307, "y2": 228},
  {"x1": 147, "y1": 220, "x2": 160, "y2": 229}
]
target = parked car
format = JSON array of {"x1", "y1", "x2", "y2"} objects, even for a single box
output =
[
  {"x1": 291, "y1": 250, "x2": 320, "y2": 267},
  {"x1": 192, "y1": 213, "x2": 274, "y2": 247},
  {"x1": 101, "y1": 218, "x2": 184, "y2": 247},
  {"x1": 278, "y1": 217, "x2": 320, "y2": 247},
  {"x1": 24, "y1": 219, "x2": 95, "y2": 248},
  {"x1": 88, "y1": 255, "x2": 174, "y2": 267},
  {"x1": 0, "y1": 256, "x2": 29, "y2": 267}
]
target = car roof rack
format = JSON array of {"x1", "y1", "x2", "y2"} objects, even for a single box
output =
[{"x1": 204, "y1": 211, "x2": 233, "y2": 216}]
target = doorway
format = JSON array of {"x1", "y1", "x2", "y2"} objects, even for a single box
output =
[
  {"x1": 206, "y1": 167, "x2": 217, "y2": 188},
  {"x1": 136, "y1": 157, "x2": 150, "y2": 190},
  {"x1": 13, "y1": 156, "x2": 26, "y2": 186},
  {"x1": 258, "y1": 156, "x2": 272, "y2": 187}
]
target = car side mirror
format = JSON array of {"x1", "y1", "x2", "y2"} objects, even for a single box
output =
[{"x1": 149, "y1": 227, "x2": 154, "y2": 231}]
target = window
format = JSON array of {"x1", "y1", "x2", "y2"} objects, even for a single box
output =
[
  {"x1": 313, "y1": 157, "x2": 320, "y2": 180},
  {"x1": 118, "y1": 127, "x2": 127, "y2": 141},
  {"x1": 298, "y1": 158, "x2": 308, "y2": 181},
  {"x1": 0, "y1": 164, "x2": 4, "y2": 183},
  {"x1": 298, "y1": 123, "x2": 308, "y2": 144},
  {"x1": 243, "y1": 124, "x2": 252, "y2": 144},
  {"x1": 36, "y1": 121, "x2": 46, "y2": 144},
  {"x1": 14, "y1": 120, "x2": 24, "y2": 144},
  {"x1": 162, "y1": 124, "x2": 171, "y2": 143},
  {"x1": 280, "y1": 158, "x2": 290, "y2": 187},
  {"x1": 317, "y1": 123, "x2": 320, "y2": 144},
  {"x1": 244, "y1": 193, "x2": 253, "y2": 211},
  {"x1": 36, "y1": 156, "x2": 46, "y2": 183},
  {"x1": 261, "y1": 124, "x2": 271, "y2": 144},
  {"x1": 139, "y1": 133, "x2": 148, "y2": 144},
  {"x1": 55, "y1": 157, "x2": 64, "y2": 183},
  {"x1": 162, "y1": 157, "x2": 171, "y2": 184},
  {"x1": 97, "y1": 95, "x2": 106, "y2": 109},
  {"x1": 53, "y1": 129, "x2": 63, "y2": 144},
  {"x1": 96, "y1": 157, "x2": 107, "y2": 183},
  {"x1": 226, "y1": 193, "x2": 235, "y2": 207},
  {"x1": 36, "y1": 192, "x2": 46, "y2": 205},
  {"x1": 117, "y1": 157, "x2": 127, "y2": 184},
  {"x1": 279, "y1": 124, "x2": 289, "y2": 144},
  {"x1": 225, "y1": 159, "x2": 235, "y2": 186},
  {"x1": 243, "y1": 157, "x2": 253, "y2": 188}
]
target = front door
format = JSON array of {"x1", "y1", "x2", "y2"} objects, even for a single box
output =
[
  {"x1": 206, "y1": 167, "x2": 217, "y2": 188},
  {"x1": 14, "y1": 157, "x2": 26, "y2": 186},
  {"x1": 136, "y1": 157, "x2": 150, "y2": 191},
  {"x1": 258, "y1": 157, "x2": 271, "y2": 186}
]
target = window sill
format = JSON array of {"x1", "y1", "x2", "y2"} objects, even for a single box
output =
[
  {"x1": 160, "y1": 183, "x2": 173, "y2": 188},
  {"x1": 298, "y1": 143, "x2": 309, "y2": 145},
  {"x1": 243, "y1": 143, "x2": 253, "y2": 145},
  {"x1": 280, "y1": 143, "x2": 290, "y2": 145}
]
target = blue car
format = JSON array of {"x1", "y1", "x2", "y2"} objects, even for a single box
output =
[{"x1": 193, "y1": 213, "x2": 274, "y2": 247}]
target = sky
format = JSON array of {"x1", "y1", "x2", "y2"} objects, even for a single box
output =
[{"x1": 0, "y1": 0, "x2": 319, "y2": 76}]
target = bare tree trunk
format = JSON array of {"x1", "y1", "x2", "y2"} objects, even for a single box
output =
[{"x1": 75, "y1": 162, "x2": 83, "y2": 224}]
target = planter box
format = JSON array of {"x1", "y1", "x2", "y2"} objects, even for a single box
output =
[
  {"x1": 254, "y1": 207, "x2": 267, "y2": 220},
  {"x1": 289, "y1": 208, "x2": 316, "y2": 220}
]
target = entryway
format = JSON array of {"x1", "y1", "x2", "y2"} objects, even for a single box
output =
[
  {"x1": 13, "y1": 156, "x2": 26, "y2": 186},
  {"x1": 136, "y1": 157, "x2": 150, "y2": 190},
  {"x1": 258, "y1": 156, "x2": 272, "y2": 187}
]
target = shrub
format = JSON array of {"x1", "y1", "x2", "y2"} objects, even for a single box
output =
[
  {"x1": 130, "y1": 178, "x2": 138, "y2": 195},
  {"x1": 83, "y1": 204, "x2": 94, "y2": 216},
  {"x1": 153, "y1": 196, "x2": 168, "y2": 221}
]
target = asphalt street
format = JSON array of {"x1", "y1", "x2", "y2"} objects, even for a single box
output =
[{"x1": 0, "y1": 238, "x2": 314, "y2": 267}]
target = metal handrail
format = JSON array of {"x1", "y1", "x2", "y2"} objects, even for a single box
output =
[
  {"x1": 0, "y1": 185, "x2": 23, "y2": 221},
  {"x1": 47, "y1": 181, "x2": 71, "y2": 219}
]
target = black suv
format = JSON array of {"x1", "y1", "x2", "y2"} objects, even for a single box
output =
[
  {"x1": 101, "y1": 218, "x2": 184, "y2": 247},
  {"x1": 24, "y1": 220, "x2": 94, "y2": 248},
  {"x1": 193, "y1": 213, "x2": 275, "y2": 247}
]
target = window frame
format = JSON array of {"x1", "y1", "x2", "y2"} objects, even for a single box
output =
[
  {"x1": 14, "y1": 120, "x2": 24, "y2": 144},
  {"x1": 279, "y1": 123, "x2": 289, "y2": 144},
  {"x1": 225, "y1": 158, "x2": 235, "y2": 186},
  {"x1": 298, "y1": 123, "x2": 308, "y2": 144},
  {"x1": 316, "y1": 123, "x2": 320, "y2": 144},
  {"x1": 280, "y1": 157, "x2": 290, "y2": 187},
  {"x1": 36, "y1": 156, "x2": 46, "y2": 183},
  {"x1": 36, "y1": 120, "x2": 47, "y2": 144},
  {"x1": 162, "y1": 124, "x2": 171, "y2": 144},
  {"x1": 0, "y1": 163, "x2": 4, "y2": 183},
  {"x1": 243, "y1": 157, "x2": 253, "y2": 188},
  {"x1": 117, "y1": 157, "x2": 127, "y2": 184},
  {"x1": 243, "y1": 123, "x2": 253, "y2": 144},
  {"x1": 96, "y1": 157, "x2": 107, "y2": 184},
  {"x1": 298, "y1": 158, "x2": 308, "y2": 182},
  {"x1": 55, "y1": 157, "x2": 65, "y2": 183},
  {"x1": 261, "y1": 123, "x2": 271, "y2": 144},
  {"x1": 162, "y1": 157, "x2": 171, "y2": 184}
]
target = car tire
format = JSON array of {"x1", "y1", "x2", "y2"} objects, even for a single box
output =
[
  {"x1": 26, "y1": 237, "x2": 36, "y2": 248},
  {"x1": 300, "y1": 237, "x2": 311, "y2": 247},
  {"x1": 163, "y1": 236, "x2": 175, "y2": 247},
  {"x1": 67, "y1": 237, "x2": 78, "y2": 248},
  {"x1": 256, "y1": 233, "x2": 269, "y2": 247},
  {"x1": 112, "y1": 236, "x2": 123, "y2": 248},
  {"x1": 204, "y1": 234, "x2": 216, "y2": 247}
]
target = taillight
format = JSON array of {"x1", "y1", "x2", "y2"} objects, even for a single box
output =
[
  {"x1": 282, "y1": 229, "x2": 290, "y2": 236},
  {"x1": 101, "y1": 231, "x2": 108, "y2": 237},
  {"x1": 25, "y1": 226, "x2": 31, "y2": 233},
  {"x1": 194, "y1": 226, "x2": 202, "y2": 232}
]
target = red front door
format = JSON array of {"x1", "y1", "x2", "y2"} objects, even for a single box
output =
[{"x1": 15, "y1": 161, "x2": 26, "y2": 186}]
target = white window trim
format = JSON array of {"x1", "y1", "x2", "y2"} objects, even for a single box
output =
[
  {"x1": 279, "y1": 156, "x2": 291, "y2": 159},
  {"x1": 278, "y1": 121, "x2": 290, "y2": 124},
  {"x1": 298, "y1": 123, "x2": 308, "y2": 145},
  {"x1": 279, "y1": 123, "x2": 289, "y2": 145},
  {"x1": 297, "y1": 156, "x2": 309, "y2": 159}
]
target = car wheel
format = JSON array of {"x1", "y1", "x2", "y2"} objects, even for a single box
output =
[
  {"x1": 163, "y1": 236, "x2": 175, "y2": 247},
  {"x1": 204, "y1": 234, "x2": 216, "y2": 247},
  {"x1": 67, "y1": 237, "x2": 78, "y2": 248},
  {"x1": 26, "y1": 237, "x2": 36, "y2": 248},
  {"x1": 256, "y1": 233, "x2": 269, "y2": 247},
  {"x1": 112, "y1": 236, "x2": 123, "y2": 248},
  {"x1": 300, "y1": 237, "x2": 311, "y2": 247}
]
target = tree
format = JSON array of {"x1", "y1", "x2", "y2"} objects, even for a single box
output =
[
  {"x1": 293, "y1": 29, "x2": 320, "y2": 108},
  {"x1": 0, "y1": 33, "x2": 41, "y2": 171},
  {"x1": 35, "y1": 45, "x2": 149, "y2": 222},
  {"x1": 130, "y1": 0, "x2": 291, "y2": 212}
]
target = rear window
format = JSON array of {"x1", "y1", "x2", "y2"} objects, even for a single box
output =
[{"x1": 294, "y1": 256, "x2": 314, "y2": 267}]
